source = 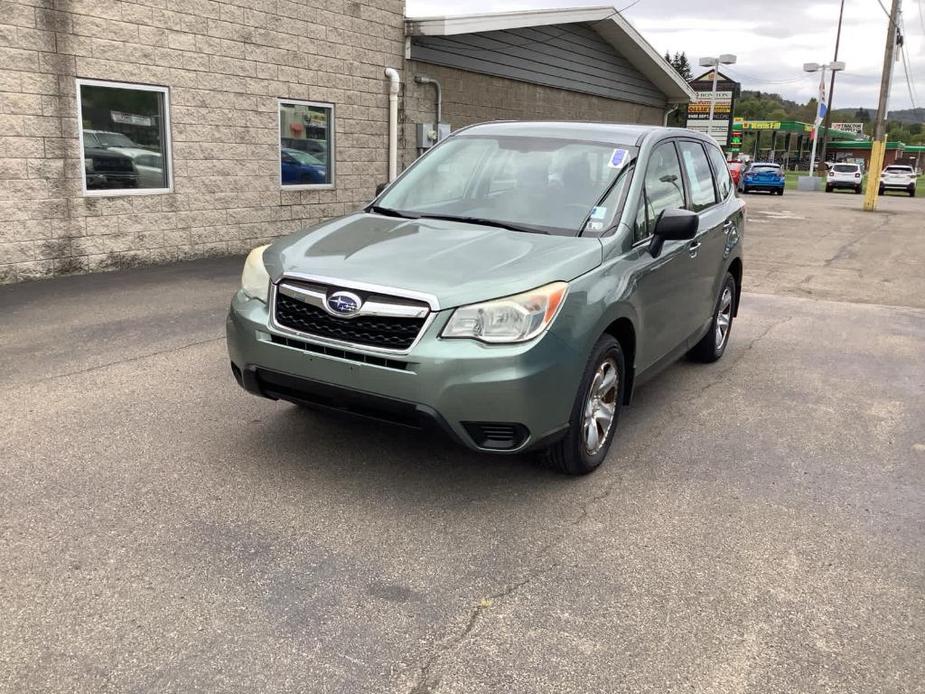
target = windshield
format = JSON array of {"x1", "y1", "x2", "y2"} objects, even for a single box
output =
[
  {"x1": 95, "y1": 132, "x2": 138, "y2": 148},
  {"x1": 375, "y1": 135, "x2": 638, "y2": 235},
  {"x1": 833, "y1": 164, "x2": 858, "y2": 173},
  {"x1": 284, "y1": 149, "x2": 323, "y2": 166}
]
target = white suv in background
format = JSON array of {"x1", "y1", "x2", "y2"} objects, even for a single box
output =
[
  {"x1": 826, "y1": 163, "x2": 863, "y2": 194},
  {"x1": 879, "y1": 165, "x2": 917, "y2": 197}
]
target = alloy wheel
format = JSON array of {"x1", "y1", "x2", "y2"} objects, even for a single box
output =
[{"x1": 582, "y1": 358, "x2": 618, "y2": 455}]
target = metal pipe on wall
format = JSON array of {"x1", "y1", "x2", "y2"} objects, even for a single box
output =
[
  {"x1": 384, "y1": 67, "x2": 400, "y2": 181},
  {"x1": 414, "y1": 75, "x2": 442, "y2": 128}
]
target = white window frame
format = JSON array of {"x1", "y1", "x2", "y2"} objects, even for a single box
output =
[
  {"x1": 278, "y1": 98, "x2": 335, "y2": 190},
  {"x1": 75, "y1": 78, "x2": 173, "y2": 197}
]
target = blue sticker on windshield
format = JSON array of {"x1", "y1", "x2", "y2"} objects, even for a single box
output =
[{"x1": 608, "y1": 148, "x2": 628, "y2": 169}]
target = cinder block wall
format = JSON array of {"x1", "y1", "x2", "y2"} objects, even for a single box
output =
[
  {"x1": 0, "y1": 0, "x2": 405, "y2": 283},
  {"x1": 401, "y1": 61, "x2": 666, "y2": 169}
]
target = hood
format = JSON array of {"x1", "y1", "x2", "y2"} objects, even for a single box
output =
[{"x1": 264, "y1": 213, "x2": 602, "y2": 308}]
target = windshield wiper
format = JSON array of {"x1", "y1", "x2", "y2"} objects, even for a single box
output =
[
  {"x1": 415, "y1": 214, "x2": 548, "y2": 235},
  {"x1": 367, "y1": 205, "x2": 419, "y2": 219}
]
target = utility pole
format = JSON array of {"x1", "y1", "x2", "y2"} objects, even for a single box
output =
[
  {"x1": 864, "y1": 0, "x2": 901, "y2": 211},
  {"x1": 817, "y1": 0, "x2": 846, "y2": 172}
]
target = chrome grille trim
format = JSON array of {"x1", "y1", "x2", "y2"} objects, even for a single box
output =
[{"x1": 268, "y1": 277, "x2": 436, "y2": 356}]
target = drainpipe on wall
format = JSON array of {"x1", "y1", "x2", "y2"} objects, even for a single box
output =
[
  {"x1": 663, "y1": 104, "x2": 680, "y2": 127},
  {"x1": 414, "y1": 75, "x2": 442, "y2": 131},
  {"x1": 384, "y1": 67, "x2": 400, "y2": 181}
]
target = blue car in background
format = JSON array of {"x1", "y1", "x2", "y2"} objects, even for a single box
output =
[
  {"x1": 739, "y1": 162, "x2": 785, "y2": 196},
  {"x1": 281, "y1": 148, "x2": 327, "y2": 185}
]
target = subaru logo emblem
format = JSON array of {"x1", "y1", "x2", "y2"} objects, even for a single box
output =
[{"x1": 326, "y1": 290, "x2": 362, "y2": 316}]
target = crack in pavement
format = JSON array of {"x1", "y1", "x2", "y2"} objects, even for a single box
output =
[{"x1": 407, "y1": 481, "x2": 618, "y2": 694}]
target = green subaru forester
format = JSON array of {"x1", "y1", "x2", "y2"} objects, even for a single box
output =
[{"x1": 227, "y1": 122, "x2": 744, "y2": 474}]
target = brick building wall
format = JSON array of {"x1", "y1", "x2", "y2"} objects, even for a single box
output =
[
  {"x1": 400, "y1": 61, "x2": 666, "y2": 169},
  {"x1": 0, "y1": 0, "x2": 405, "y2": 283}
]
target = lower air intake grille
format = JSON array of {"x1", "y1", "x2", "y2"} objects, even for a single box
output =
[{"x1": 462, "y1": 422, "x2": 530, "y2": 451}]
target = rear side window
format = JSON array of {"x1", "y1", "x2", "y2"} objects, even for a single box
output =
[
  {"x1": 706, "y1": 146, "x2": 733, "y2": 200},
  {"x1": 634, "y1": 141, "x2": 685, "y2": 243},
  {"x1": 678, "y1": 141, "x2": 717, "y2": 211}
]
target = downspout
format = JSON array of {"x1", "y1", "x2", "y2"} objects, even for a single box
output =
[
  {"x1": 384, "y1": 67, "x2": 400, "y2": 181},
  {"x1": 414, "y1": 75, "x2": 442, "y2": 130},
  {"x1": 663, "y1": 104, "x2": 680, "y2": 127}
]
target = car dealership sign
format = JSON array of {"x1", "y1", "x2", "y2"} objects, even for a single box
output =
[{"x1": 684, "y1": 70, "x2": 740, "y2": 147}]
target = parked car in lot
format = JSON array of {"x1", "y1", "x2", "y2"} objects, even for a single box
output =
[
  {"x1": 879, "y1": 165, "x2": 917, "y2": 197},
  {"x1": 83, "y1": 147, "x2": 138, "y2": 190},
  {"x1": 728, "y1": 161, "x2": 744, "y2": 187},
  {"x1": 227, "y1": 122, "x2": 745, "y2": 474},
  {"x1": 826, "y1": 163, "x2": 863, "y2": 193},
  {"x1": 281, "y1": 148, "x2": 328, "y2": 185},
  {"x1": 739, "y1": 162, "x2": 785, "y2": 195}
]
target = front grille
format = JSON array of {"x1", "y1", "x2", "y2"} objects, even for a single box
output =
[
  {"x1": 93, "y1": 157, "x2": 134, "y2": 172},
  {"x1": 274, "y1": 291, "x2": 426, "y2": 350}
]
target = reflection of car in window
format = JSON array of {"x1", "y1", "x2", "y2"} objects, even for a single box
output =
[
  {"x1": 84, "y1": 130, "x2": 140, "y2": 149},
  {"x1": 108, "y1": 148, "x2": 165, "y2": 188},
  {"x1": 281, "y1": 148, "x2": 328, "y2": 185},
  {"x1": 83, "y1": 147, "x2": 138, "y2": 190}
]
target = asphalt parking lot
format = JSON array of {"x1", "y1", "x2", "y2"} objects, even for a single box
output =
[{"x1": 1, "y1": 191, "x2": 923, "y2": 693}]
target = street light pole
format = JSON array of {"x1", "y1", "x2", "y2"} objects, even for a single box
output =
[
  {"x1": 818, "y1": 0, "x2": 846, "y2": 172},
  {"x1": 803, "y1": 60, "x2": 845, "y2": 175}
]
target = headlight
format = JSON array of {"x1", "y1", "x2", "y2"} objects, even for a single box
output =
[
  {"x1": 442, "y1": 281, "x2": 568, "y2": 343},
  {"x1": 241, "y1": 244, "x2": 270, "y2": 302}
]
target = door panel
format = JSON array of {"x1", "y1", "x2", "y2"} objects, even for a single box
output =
[{"x1": 631, "y1": 140, "x2": 701, "y2": 368}]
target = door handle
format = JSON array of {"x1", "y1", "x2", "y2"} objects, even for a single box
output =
[
  {"x1": 722, "y1": 220, "x2": 735, "y2": 234},
  {"x1": 688, "y1": 240, "x2": 701, "y2": 257}
]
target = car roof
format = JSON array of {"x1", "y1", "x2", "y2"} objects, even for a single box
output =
[{"x1": 454, "y1": 121, "x2": 712, "y2": 147}]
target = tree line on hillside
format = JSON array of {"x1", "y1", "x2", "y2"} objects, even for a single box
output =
[{"x1": 664, "y1": 52, "x2": 924, "y2": 145}]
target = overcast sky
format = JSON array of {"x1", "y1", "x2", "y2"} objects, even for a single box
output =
[{"x1": 407, "y1": 0, "x2": 924, "y2": 112}]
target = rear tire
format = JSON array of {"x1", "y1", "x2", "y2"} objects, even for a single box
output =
[
  {"x1": 542, "y1": 335, "x2": 625, "y2": 476},
  {"x1": 777, "y1": 188, "x2": 784, "y2": 196},
  {"x1": 688, "y1": 273, "x2": 736, "y2": 363},
  {"x1": 910, "y1": 187, "x2": 916, "y2": 198},
  {"x1": 825, "y1": 184, "x2": 833, "y2": 193},
  {"x1": 879, "y1": 186, "x2": 885, "y2": 196},
  {"x1": 855, "y1": 185, "x2": 862, "y2": 194}
]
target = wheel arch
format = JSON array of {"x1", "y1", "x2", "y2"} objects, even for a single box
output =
[
  {"x1": 727, "y1": 257, "x2": 743, "y2": 317},
  {"x1": 602, "y1": 316, "x2": 636, "y2": 405}
]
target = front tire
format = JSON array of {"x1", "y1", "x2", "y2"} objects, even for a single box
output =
[
  {"x1": 689, "y1": 273, "x2": 736, "y2": 363},
  {"x1": 542, "y1": 335, "x2": 625, "y2": 476}
]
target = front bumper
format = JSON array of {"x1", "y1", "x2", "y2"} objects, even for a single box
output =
[{"x1": 226, "y1": 290, "x2": 582, "y2": 453}]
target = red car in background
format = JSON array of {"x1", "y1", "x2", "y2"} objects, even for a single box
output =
[{"x1": 728, "y1": 162, "x2": 744, "y2": 187}]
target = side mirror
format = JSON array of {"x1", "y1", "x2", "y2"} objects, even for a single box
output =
[
  {"x1": 375, "y1": 182, "x2": 389, "y2": 196},
  {"x1": 649, "y1": 208, "x2": 698, "y2": 257}
]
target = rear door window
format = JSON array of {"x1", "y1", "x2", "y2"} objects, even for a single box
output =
[
  {"x1": 706, "y1": 145, "x2": 733, "y2": 200},
  {"x1": 678, "y1": 141, "x2": 718, "y2": 211}
]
